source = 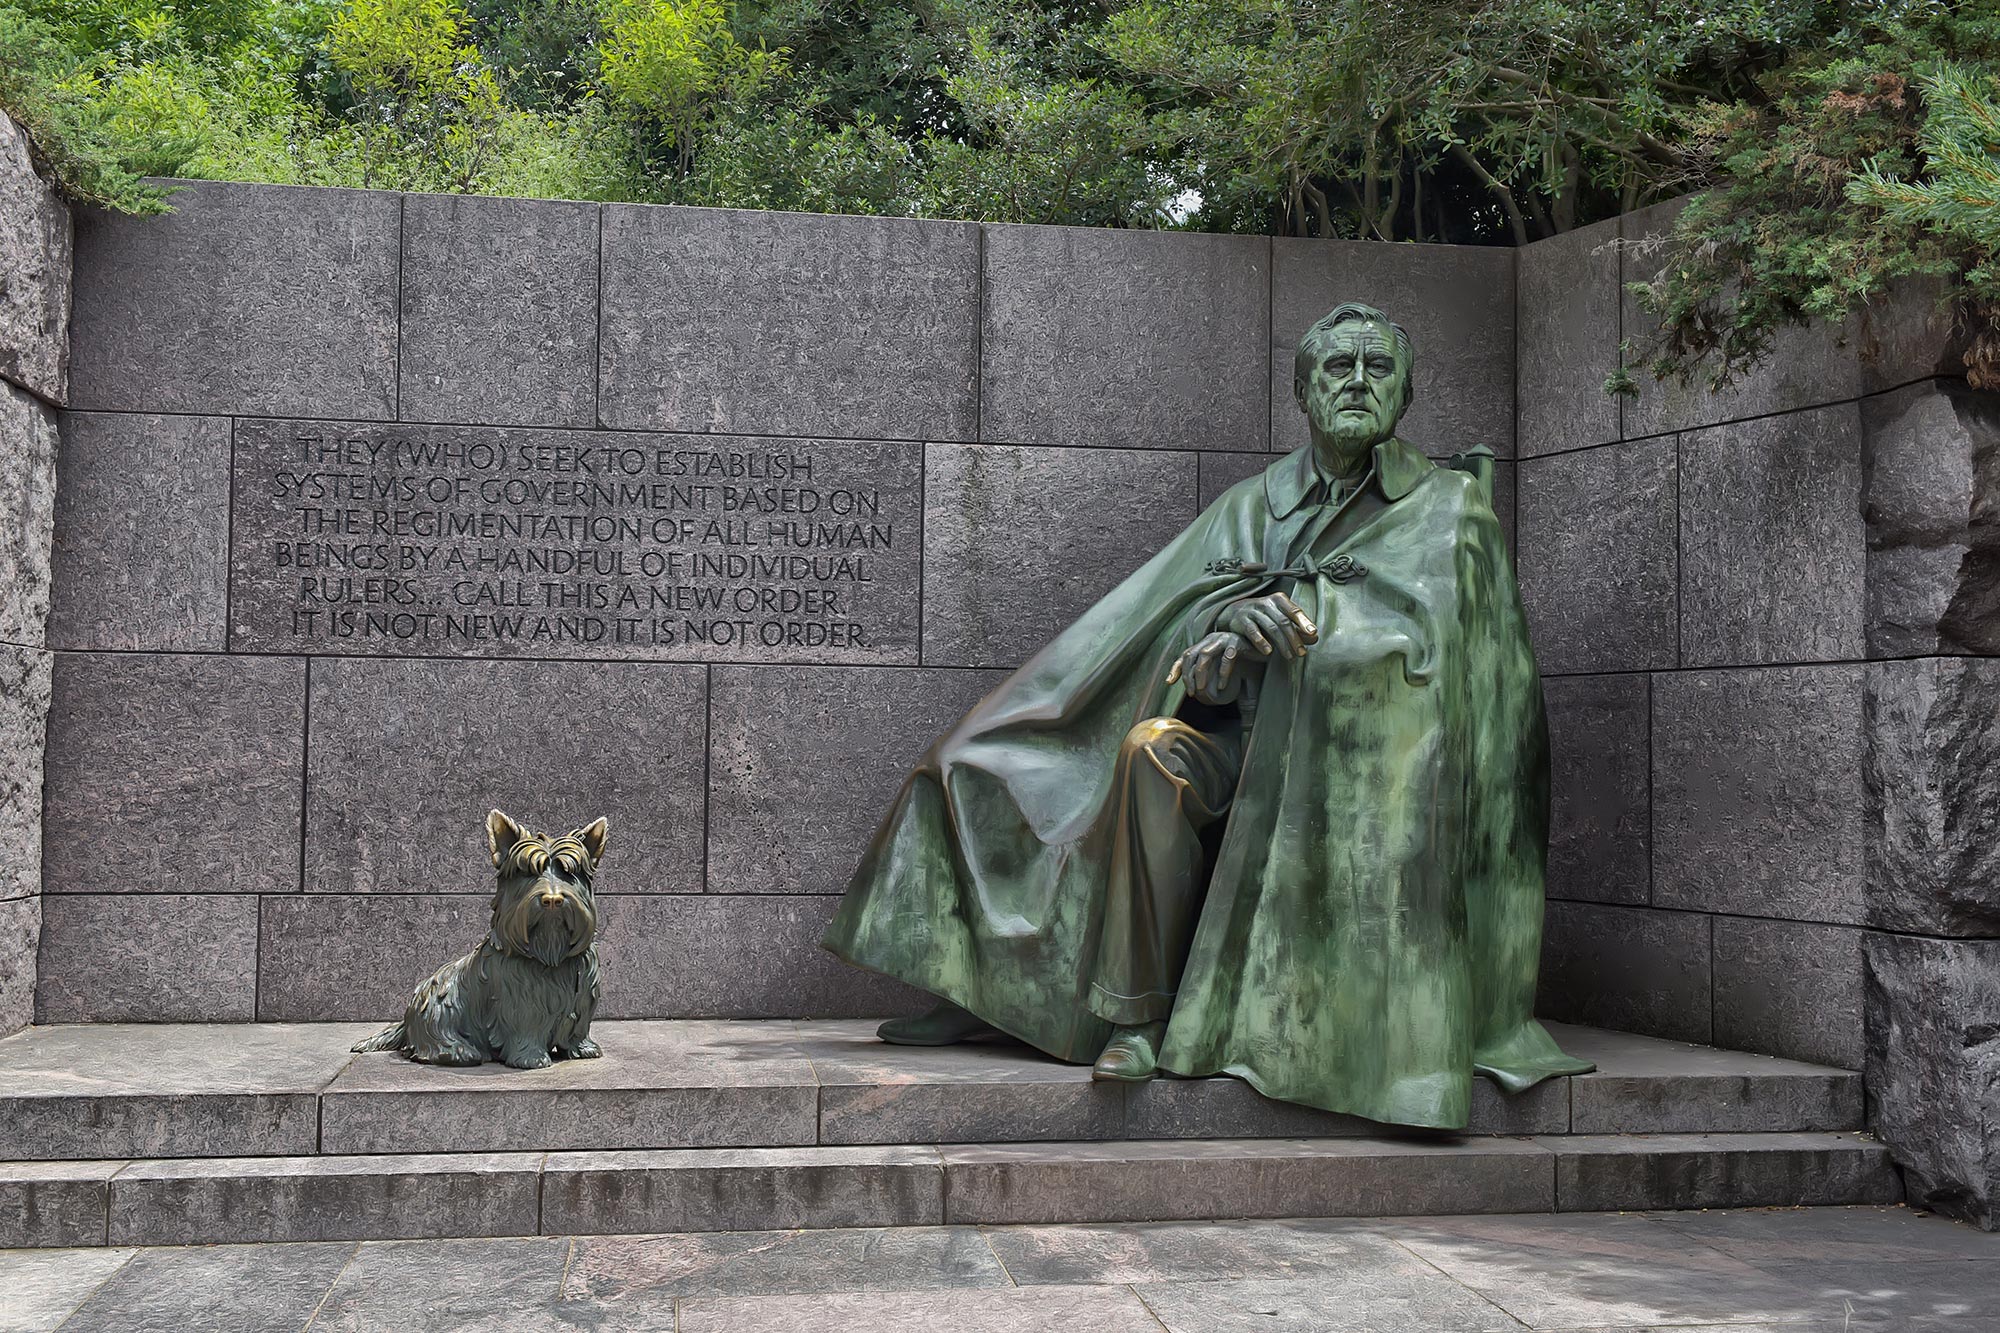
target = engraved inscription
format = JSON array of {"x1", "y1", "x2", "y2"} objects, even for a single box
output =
[{"x1": 229, "y1": 420, "x2": 921, "y2": 663}]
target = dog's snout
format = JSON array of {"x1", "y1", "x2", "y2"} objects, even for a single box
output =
[{"x1": 538, "y1": 890, "x2": 566, "y2": 910}]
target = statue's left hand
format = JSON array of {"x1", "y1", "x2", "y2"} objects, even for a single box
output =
[{"x1": 1167, "y1": 631, "x2": 1252, "y2": 704}]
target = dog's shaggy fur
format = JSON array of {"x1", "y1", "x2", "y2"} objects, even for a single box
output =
[{"x1": 353, "y1": 810, "x2": 608, "y2": 1069}]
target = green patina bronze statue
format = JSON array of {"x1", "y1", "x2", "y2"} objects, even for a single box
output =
[
  {"x1": 822, "y1": 301, "x2": 1594, "y2": 1130},
  {"x1": 354, "y1": 810, "x2": 607, "y2": 1069}
]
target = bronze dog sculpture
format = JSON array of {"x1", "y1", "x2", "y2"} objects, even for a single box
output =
[{"x1": 353, "y1": 810, "x2": 608, "y2": 1069}]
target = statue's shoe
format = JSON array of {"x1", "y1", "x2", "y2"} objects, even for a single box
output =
[
  {"x1": 1091, "y1": 1021, "x2": 1166, "y2": 1082},
  {"x1": 877, "y1": 1000, "x2": 998, "y2": 1046}
]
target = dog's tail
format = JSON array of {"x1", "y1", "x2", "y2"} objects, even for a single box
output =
[{"x1": 351, "y1": 1021, "x2": 408, "y2": 1054}]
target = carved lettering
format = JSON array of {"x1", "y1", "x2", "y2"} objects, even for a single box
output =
[{"x1": 232, "y1": 421, "x2": 921, "y2": 663}]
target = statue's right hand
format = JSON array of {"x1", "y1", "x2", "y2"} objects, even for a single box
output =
[
  {"x1": 1221, "y1": 592, "x2": 1319, "y2": 659},
  {"x1": 1166, "y1": 632, "x2": 1251, "y2": 704}
]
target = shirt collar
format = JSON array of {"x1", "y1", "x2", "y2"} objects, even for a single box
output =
[{"x1": 1264, "y1": 437, "x2": 1433, "y2": 518}]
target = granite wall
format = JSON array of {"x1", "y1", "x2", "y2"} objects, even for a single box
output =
[
  {"x1": 34, "y1": 181, "x2": 1520, "y2": 1028},
  {"x1": 0, "y1": 112, "x2": 69, "y2": 1036},
  {"x1": 1518, "y1": 203, "x2": 1999, "y2": 1224}
]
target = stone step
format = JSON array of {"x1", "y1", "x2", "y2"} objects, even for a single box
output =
[
  {"x1": 0, "y1": 1019, "x2": 1864, "y2": 1161},
  {"x1": 0, "y1": 1132, "x2": 1899, "y2": 1248}
]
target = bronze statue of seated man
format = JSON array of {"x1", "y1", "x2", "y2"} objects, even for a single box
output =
[{"x1": 822, "y1": 302, "x2": 1592, "y2": 1130}]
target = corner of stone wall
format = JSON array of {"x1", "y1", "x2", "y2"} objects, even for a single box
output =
[
  {"x1": 0, "y1": 108, "x2": 73, "y2": 1036},
  {"x1": 1516, "y1": 203, "x2": 2000, "y2": 1227}
]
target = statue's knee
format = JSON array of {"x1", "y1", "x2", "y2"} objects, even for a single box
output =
[{"x1": 1121, "y1": 717, "x2": 1186, "y2": 764}]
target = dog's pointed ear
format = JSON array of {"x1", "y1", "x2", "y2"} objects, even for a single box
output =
[
  {"x1": 577, "y1": 817, "x2": 609, "y2": 867},
  {"x1": 487, "y1": 809, "x2": 528, "y2": 867}
]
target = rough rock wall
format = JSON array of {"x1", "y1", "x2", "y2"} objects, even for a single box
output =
[
  {"x1": 0, "y1": 110, "x2": 69, "y2": 1036},
  {"x1": 1519, "y1": 201, "x2": 2000, "y2": 1226}
]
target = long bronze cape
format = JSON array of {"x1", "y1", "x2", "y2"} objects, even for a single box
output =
[{"x1": 822, "y1": 437, "x2": 1592, "y2": 1129}]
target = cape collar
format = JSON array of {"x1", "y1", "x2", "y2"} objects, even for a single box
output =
[{"x1": 1265, "y1": 436, "x2": 1433, "y2": 519}]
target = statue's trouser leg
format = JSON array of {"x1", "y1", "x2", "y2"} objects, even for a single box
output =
[{"x1": 1088, "y1": 717, "x2": 1243, "y2": 1026}]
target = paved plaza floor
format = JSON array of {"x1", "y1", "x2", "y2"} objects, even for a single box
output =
[{"x1": 2, "y1": 1205, "x2": 1995, "y2": 1331}]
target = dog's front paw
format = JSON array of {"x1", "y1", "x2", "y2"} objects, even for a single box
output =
[
  {"x1": 561, "y1": 1039, "x2": 603, "y2": 1060},
  {"x1": 503, "y1": 1050, "x2": 554, "y2": 1070}
]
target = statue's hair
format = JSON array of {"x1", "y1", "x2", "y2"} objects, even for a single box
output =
[{"x1": 1293, "y1": 302, "x2": 1417, "y2": 415}]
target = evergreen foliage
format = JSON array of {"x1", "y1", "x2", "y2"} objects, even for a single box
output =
[{"x1": 0, "y1": 0, "x2": 1993, "y2": 386}]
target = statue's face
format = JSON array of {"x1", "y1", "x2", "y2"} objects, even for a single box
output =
[{"x1": 1297, "y1": 321, "x2": 1409, "y2": 447}]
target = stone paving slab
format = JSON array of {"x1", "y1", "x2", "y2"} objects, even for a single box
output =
[
  {"x1": 6, "y1": 1208, "x2": 1990, "y2": 1332},
  {"x1": 324, "y1": 1021, "x2": 821, "y2": 1154},
  {"x1": 0, "y1": 1022, "x2": 377, "y2": 1159},
  {"x1": 678, "y1": 1283, "x2": 1166, "y2": 1333}
]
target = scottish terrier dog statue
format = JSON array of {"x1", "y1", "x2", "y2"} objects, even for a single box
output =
[{"x1": 353, "y1": 809, "x2": 608, "y2": 1069}]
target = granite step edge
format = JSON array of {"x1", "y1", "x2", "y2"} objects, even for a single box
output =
[{"x1": 0, "y1": 1132, "x2": 1901, "y2": 1247}]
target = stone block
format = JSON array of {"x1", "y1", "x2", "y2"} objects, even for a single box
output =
[
  {"x1": 1272, "y1": 238, "x2": 1514, "y2": 457},
  {"x1": 1133, "y1": 1269, "x2": 1536, "y2": 1333},
  {"x1": 0, "y1": 112, "x2": 71, "y2": 404},
  {"x1": 107, "y1": 1152, "x2": 543, "y2": 1245},
  {"x1": 1652, "y1": 666, "x2": 1865, "y2": 924},
  {"x1": 1199, "y1": 451, "x2": 1270, "y2": 509},
  {"x1": 1713, "y1": 918, "x2": 1866, "y2": 1070},
  {"x1": 324, "y1": 1021, "x2": 820, "y2": 1154},
  {"x1": 1861, "y1": 379, "x2": 2000, "y2": 656},
  {"x1": 594, "y1": 894, "x2": 926, "y2": 1019},
  {"x1": 983, "y1": 225, "x2": 1267, "y2": 451},
  {"x1": 0, "y1": 896, "x2": 36, "y2": 1035},
  {"x1": 0, "y1": 1249, "x2": 138, "y2": 1324},
  {"x1": 1517, "y1": 439, "x2": 1677, "y2": 673},
  {"x1": 228, "y1": 419, "x2": 923, "y2": 665},
  {"x1": 939, "y1": 1137, "x2": 1555, "y2": 1225},
  {"x1": 678, "y1": 1284, "x2": 1164, "y2": 1333},
  {"x1": 982, "y1": 1217, "x2": 1396, "y2": 1287},
  {"x1": 258, "y1": 893, "x2": 494, "y2": 1021},
  {"x1": 55, "y1": 1241, "x2": 357, "y2": 1330},
  {"x1": 1542, "y1": 673, "x2": 1649, "y2": 905},
  {"x1": 48, "y1": 412, "x2": 230, "y2": 651},
  {"x1": 541, "y1": 1145, "x2": 946, "y2": 1234},
  {"x1": 1679, "y1": 404, "x2": 1866, "y2": 666},
  {"x1": 1547, "y1": 1131, "x2": 1900, "y2": 1212},
  {"x1": 0, "y1": 1161, "x2": 117, "y2": 1248},
  {"x1": 1864, "y1": 934, "x2": 2000, "y2": 1229},
  {"x1": 601, "y1": 205, "x2": 977, "y2": 440},
  {"x1": 0, "y1": 382, "x2": 57, "y2": 645},
  {"x1": 35, "y1": 894, "x2": 258, "y2": 1022},
  {"x1": 311, "y1": 1236, "x2": 576, "y2": 1331},
  {"x1": 1619, "y1": 198, "x2": 1965, "y2": 437},
  {"x1": 565, "y1": 1227, "x2": 1010, "y2": 1302},
  {"x1": 707, "y1": 666, "x2": 1004, "y2": 895},
  {"x1": 400, "y1": 194, "x2": 598, "y2": 427},
  {"x1": 923, "y1": 443, "x2": 1198, "y2": 667},
  {"x1": 1537, "y1": 902, "x2": 1712, "y2": 1043},
  {"x1": 41, "y1": 652, "x2": 305, "y2": 895},
  {"x1": 69, "y1": 181, "x2": 398, "y2": 417},
  {"x1": 1556, "y1": 1023, "x2": 1862, "y2": 1134},
  {"x1": 0, "y1": 1021, "x2": 374, "y2": 1160},
  {"x1": 1864, "y1": 657, "x2": 2000, "y2": 936},
  {"x1": 0, "y1": 643, "x2": 49, "y2": 905},
  {"x1": 1517, "y1": 218, "x2": 1620, "y2": 457},
  {"x1": 303, "y1": 657, "x2": 706, "y2": 895}
]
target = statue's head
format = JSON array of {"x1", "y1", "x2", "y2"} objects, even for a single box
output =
[{"x1": 1293, "y1": 302, "x2": 1415, "y2": 448}]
